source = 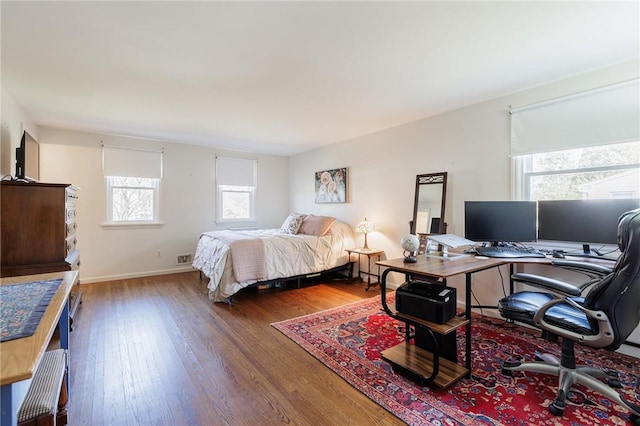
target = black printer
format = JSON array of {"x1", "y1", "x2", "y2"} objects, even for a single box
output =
[{"x1": 395, "y1": 281, "x2": 456, "y2": 324}]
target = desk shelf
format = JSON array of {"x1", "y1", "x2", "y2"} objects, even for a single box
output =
[
  {"x1": 382, "y1": 298, "x2": 469, "y2": 388},
  {"x1": 387, "y1": 301, "x2": 469, "y2": 335},
  {"x1": 381, "y1": 342, "x2": 469, "y2": 388}
]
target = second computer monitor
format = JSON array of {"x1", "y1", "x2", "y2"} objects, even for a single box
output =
[
  {"x1": 537, "y1": 199, "x2": 640, "y2": 245},
  {"x1": 464, "y1": 201, "x2": 537, "y2": 245}
]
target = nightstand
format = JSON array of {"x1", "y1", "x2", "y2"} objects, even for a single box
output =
[{"x1": 345, "y1": 248, "x2": 384, "y2": 291}]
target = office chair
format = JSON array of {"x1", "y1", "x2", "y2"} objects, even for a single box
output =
[{"x1": 498, "y1": 208, "x2": 640, "y2": 422}]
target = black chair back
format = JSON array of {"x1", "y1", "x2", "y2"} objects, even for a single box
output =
[{"x1": 585, "y1": 208, "x2": 640, "y2": 350}]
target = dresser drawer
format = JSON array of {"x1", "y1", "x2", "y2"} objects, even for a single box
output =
[
  {"x1": 66, "y1": 249, "x2": 80, "y2": 271},
  {"x1": 66, "y1": 220, "x2": 78, "y2": 237},
  {"x1": 66, "y1": 208, "x2": 77, "y2": 221},
  {"x1": 71, "y1": 253, "x2": 80, "y2": 270},
  {"x1": 66, "y1": 187, "x2": 78, "y2": 206},
  {"x1": 66, "y1": 235, "x2": 78, "y2": 255}
]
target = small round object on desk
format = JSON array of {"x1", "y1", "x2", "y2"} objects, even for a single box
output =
[{"x1": 401, "y1": 234, "x2": 419, "y2": 263}]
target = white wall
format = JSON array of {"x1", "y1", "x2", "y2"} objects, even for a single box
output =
[
  {"x1": 36, "y1": 127, "x2": 290, "y2": 283},
  {"x1": 289, "y1": 59, "x2": 640, "y2": 306},
  {"x1": 3, "y1": 60, "x2": 638, "y2": 302}
]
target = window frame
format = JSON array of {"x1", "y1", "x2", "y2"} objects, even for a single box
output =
[
  {"x1": 216, "y1": 184, "x2": 256, "y2": 224},
  {"x1": 516, "y1": 160, "x2": 640, "y2": 201},
  {"x1": 103, "y1": 176, "x2": 163, "y2": 228}
]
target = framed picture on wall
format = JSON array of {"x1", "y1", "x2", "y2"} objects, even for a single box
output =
[{"x1": 315, "y1": 168, "x2": 348, "y2": 203}]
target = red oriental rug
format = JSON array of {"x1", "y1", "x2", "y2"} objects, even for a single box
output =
[{"x1": 272, "y1": 295, "x2": 640, "y2": 425}]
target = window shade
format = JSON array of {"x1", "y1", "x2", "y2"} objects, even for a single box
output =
[
  {"x1": 510, "y1": 79, "x2": 640, "y2": 156},
  {"x1": 216, "y1": 156, "x2": 256, "y2": 186},
  {"x1": 103, "y1": 146, "x2": 163, "y2": 179}
]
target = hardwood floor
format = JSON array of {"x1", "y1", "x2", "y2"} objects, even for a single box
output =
[{"x1": 68, "y1": 272, "x2": 404, "y2": 425}]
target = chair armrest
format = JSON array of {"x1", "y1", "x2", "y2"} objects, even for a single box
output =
[
  {"x1": 511, "y1": 272, "x2": 582, "y2": 297},
  {"x1": 532, "y1": 298, "x2": 615, "y2": 348},
  {"x1": 551, "y1": 260, "x2": 613, "y2": 277}
]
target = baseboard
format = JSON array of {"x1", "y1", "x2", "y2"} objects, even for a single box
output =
[{"x1": 79, "y1": 266, "x2": 196, "y2": 284}]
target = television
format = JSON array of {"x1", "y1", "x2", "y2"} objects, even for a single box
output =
[
  {"x1": 464, "y1": 201, "x2": 537, "y2": 245},
  {"x1": 15, "y1": 130, "x2": 40, "y2": 181},
  {"x1": 538, "y1": 199, "x2": 640, "y2": 252}
]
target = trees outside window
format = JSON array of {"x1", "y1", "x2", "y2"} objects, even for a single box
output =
[
  {"x1": 517, "y1": 141, "x2": 640, "y2": 201},
  {"x1": 106, "y1": 176, "x2": 160, "y2": 223}
]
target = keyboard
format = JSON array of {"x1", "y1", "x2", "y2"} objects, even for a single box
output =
[{"x1": 475, "y1": 246, "x2": 546, "y2": 258}]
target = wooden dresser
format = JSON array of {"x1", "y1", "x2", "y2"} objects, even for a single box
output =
[{"x1": 0, "y1": 181, "x2": 82, "y2": 323}]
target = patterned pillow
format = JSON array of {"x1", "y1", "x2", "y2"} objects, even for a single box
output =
[{"x1": 280, "y1": 213, "x2": 306, "y2": 234}]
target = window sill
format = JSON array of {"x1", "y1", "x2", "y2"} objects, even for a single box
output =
[{"x1": 101, "y1": 221, "x2": 164, "y2": 230}]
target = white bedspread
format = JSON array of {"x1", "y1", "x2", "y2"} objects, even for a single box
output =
[
  {"x1": 204, "y1": 230, "x2": 266, "y2": 282},
  {"x1": 192, "y1": 221, "x2": 355, "y2": 302}
]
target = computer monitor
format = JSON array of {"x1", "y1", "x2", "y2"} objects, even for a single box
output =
[
  {"x1": 429, "y1": 218, "x2": 441, "y2": 234},
  {"x1": 538, "y1": 199, "x2": 640, "y2": 252},
  {"x1": 464, "y1": 201, "x2": 537, "y2": 246}
]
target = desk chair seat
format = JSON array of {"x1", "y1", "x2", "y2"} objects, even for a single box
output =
[
  {"x1": 499, "y1": 208, "x2": 640, "y2": 423},
  {"x1": 499, "y1": 293, "x2": 591, "y2": 335}
]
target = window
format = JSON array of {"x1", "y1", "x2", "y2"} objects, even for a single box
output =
[
  {"x1": 106, "y1": 176, "x2": 160, "y2": 222},
  {"x1": 215, "y1": 156, "x2": 257, "y2": 223},
  {"x1": 103, "y1": 146, "x2": 163, "y2": 225},
  {"x1": 218, "y1": 185, "x2": 254, "y2": 220},
  {"x1": 510, "y1": 78, "x2": 640, "y2": 202},
  {"x1": 515, "y1": 141, "x2": 640, "y2": 201}
]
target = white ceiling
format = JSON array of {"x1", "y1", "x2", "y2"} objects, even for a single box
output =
[{"x1": 2, "y1": 1, "x2": 638, "y2": 156}]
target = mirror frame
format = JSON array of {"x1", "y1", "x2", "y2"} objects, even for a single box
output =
[{"x1": 410, "y1": 172, "x2": 448, "y2": 236}]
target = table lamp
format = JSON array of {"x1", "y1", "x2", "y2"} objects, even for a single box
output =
[{"x1": 355, "y1": 218, "x2": 376, "y2": 250}]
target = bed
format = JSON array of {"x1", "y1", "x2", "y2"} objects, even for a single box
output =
[{"x1": 192, "y1": 214, "x2": 355, "y2": 302}]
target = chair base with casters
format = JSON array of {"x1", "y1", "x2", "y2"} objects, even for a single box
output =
[{"x1": 501, "y1": 337, "x2": 640, "y2": 422}]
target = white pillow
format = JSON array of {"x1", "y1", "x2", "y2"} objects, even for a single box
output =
[{"x1": 280, "y1": 213, "x2": 306, "y2": 234}]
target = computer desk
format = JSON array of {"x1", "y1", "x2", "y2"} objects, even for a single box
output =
[{"x1": 375, "y1": 253, "x2": 614, "y2": 388}]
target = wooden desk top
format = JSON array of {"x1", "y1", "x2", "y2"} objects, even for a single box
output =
[
  {"x1": 0, "y1": 271, "x2": 78, "y2": 385},
  {"x1": 377, "y1": 255, "x2": 504, "y2": 278},
  {"x1": 377, "y1": 253, "x2": 616, "y2": 279}
]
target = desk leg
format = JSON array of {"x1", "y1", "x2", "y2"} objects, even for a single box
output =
[
  {"x1": 465, "y1": 272, "x2": 472, "y2": 377},
  {"x1": 379, "y1": 269, "x2": 392, "y2": 316}
]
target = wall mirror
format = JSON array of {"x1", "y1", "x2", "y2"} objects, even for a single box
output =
[{"x1": 410, "y1": 172, "x2": 448, "y2": 238}]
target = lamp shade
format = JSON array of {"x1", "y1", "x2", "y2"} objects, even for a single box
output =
[
  {"x1": 355, "y1": 218, "x2": 376, "y2": 250},
  {"x1": 355, "y1": 218, "x2": 375, "y2": 234}
]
